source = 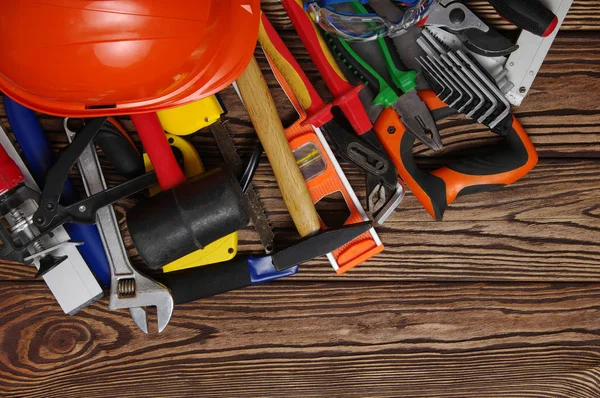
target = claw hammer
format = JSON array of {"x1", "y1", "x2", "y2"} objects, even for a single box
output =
[{"x1": 236, "y1": 56, "x2": 321, "y2": 237}]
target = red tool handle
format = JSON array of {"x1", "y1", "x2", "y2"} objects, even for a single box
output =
[
  {"x1": 0, "y1": 143, "x2": 24, "y2": 195},
  {"x1": 373, "y1": 90, "x2": 538, "y2": 220},
  {"x1": 487, "y1": 0, "x2": 559, "y2": 37},
  {"x1": 259, "y1": 12, "x2": 332, "y2": 127},
  {"x1": 130, "y1": 113, "x2": 185, "y2": 190},
  {"x1": 281, "y1": 0, "x2": 373, "y2": 135}
]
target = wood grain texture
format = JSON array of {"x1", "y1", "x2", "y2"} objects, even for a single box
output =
[
  {"x1": 1, "y1": 282, "x2": 600, "y2": 398},
  {"x1": 261, "y1": 0, "x2": 600, "y2": 31},
  {"x1": 5, "y1": 34, "x2": 599, "y2": 158},
  {"x1": 3, "y1": 156, "x2": 598, "y2": 282},
  {"x1": 0, "y1": 1, "x2": 599, "y2": 396}
]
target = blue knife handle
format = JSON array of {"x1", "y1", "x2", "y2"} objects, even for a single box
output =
[
  {"x1": 4, "y1": 96, "x2": 111, "y2": 286},
  {"x1": 157, "y1": 255, "x2": 299, "y2": 304}
]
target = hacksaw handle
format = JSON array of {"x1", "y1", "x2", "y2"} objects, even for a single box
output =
[{"x1": 236, "y1": 56, "x2": 321, "y2": 238}]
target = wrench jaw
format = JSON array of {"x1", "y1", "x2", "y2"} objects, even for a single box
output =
[
  {"x1": 109, "y1": 273, "x2": 174, "y2": 334},
  {"x1": 129, "y1": 307, "x2": 149, "y2": 334},
  {"x1": 69, "y1": 126, "x2": 175, "y2": 335}
]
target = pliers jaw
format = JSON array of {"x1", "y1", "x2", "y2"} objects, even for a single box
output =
[{"x1": 423, "y1": 1, "x2": 518, "y2": 57}]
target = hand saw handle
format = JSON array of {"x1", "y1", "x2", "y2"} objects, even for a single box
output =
[
  {"x1": 259, "y1": 12, "x2": 332, "y2": 126},
  {"x1": 236, "y1": 56, "x2": 321, "y2": 238},
  {"x1": 157, "y1": 255, "x2": 298, "y2": 304},
  {"x1": 282, "y1": 0, "x2": 373, "y2": 135},
  {"x1": 487, "y1": 0, "x2": 558, "y2": 37},
  {"x1": 130, "y1": 113, "x2": 186, "y2": 190},
  {"x1": 373, "y1": 90, "x2": 538, "y2": 221}
]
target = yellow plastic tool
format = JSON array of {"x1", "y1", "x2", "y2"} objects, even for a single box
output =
[
  {"x1": 157, "y1": 96, "x2": 224, "y2": 136},
  {"x1": 144, "y1": 133, "x2": 238, "y2": 272}
]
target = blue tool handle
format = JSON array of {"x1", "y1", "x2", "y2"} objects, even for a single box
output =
[
  {"x1": 158, "y1": 255, "x2": 299, "y2": 305},
  {"x1": 4, "y1": 96, "x2": 111, "y2": 286}
]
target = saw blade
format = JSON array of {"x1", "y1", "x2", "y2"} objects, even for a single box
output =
[
  {"x1": 505, "y1": 0, "x2": 573, "y2": 106},
  {"x1": 210, "y1": 121, "x2": 275, "y2": 254}
]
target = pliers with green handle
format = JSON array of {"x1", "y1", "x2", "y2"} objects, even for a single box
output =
[{"x1": 323, "y1": 1, "x2": 442, "y2": 151}]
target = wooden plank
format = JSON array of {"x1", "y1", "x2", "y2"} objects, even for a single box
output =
[
  {"x1": 0, "y1": 157, "x2": 598, "y2": 282},
  {"x1": 261, "y1": 0, "x2": 600, "y2": 31},
  {"x1": 3, "y1": 218, "x2": 600, "y2": 282},
  {"x1": 1, "y1": 282, "x2": 600, "y2": 397},
  {"x1": 2, "y1": 35, "x2": 599, "y2": 157}
]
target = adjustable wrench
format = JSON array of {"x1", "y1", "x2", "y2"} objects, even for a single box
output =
[{"x1": 65, "y1": 121, "x2": 174, "y2": 333}]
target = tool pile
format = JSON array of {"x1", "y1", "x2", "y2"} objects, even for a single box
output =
[{"x1": 0, "y1": 0, "x2": 571, "y2": 333}]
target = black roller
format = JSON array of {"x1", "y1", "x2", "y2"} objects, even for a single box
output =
[{"x1": 127, "y1": 169, "x2": 249, "y2": 269}]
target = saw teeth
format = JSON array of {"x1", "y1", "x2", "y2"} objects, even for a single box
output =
[{"x1": 423, "y1": 27, "x2": 454, "y2": 53}]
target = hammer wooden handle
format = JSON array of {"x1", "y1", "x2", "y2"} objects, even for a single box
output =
[{"x1": 236, "y1": 56, "x2": 320, "y2": 237}]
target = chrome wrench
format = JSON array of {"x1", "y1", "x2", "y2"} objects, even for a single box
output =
[{"x1": 65, "y1": 120, "x2": 174, "y2": 333}]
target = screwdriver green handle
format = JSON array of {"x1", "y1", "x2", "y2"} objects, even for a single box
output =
[{"x1": 325, "y1": 32, "x2": 398, "y2": 109}]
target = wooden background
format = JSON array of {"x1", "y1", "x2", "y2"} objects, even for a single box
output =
[{"x1": 1, "y1": 1, "x2": 599, "y2": 396}]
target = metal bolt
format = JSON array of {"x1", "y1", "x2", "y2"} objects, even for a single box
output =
[
  {"x1": 45, "y1": 203, "x2": 55, "y2": 211},
  {"x1": 204, "y1": 117, "x2": 210, "y2": 123},
  {"x1": 509, "y1": 62, "x2": 514, "y2": 67},
  {"x1": 35, "y1": 216, "x2": 45, "y2": 225},
  {"x1": 519, "y1": 86, "x2": 527, "y2": 94},
  {"x1": 529, "y1": 71, "x2": 534, "y2": 76},
  {"x1": 387, "y1": 126, "x2": 397, "y2": 134},
  {"x1": 78, "y1": 205, "x2": 87, "y2": 213},
  {"x1": 449, "y1": 8, "x2": 465, "y2": 24}
]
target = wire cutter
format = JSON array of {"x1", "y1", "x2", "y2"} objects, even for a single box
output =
[{"x1": 419, "y1": 0, "x2": 558, "y2": 57}]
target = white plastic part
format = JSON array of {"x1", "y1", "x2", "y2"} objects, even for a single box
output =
[
  {"x1": 505, "y1": 0, "x2": 574, "y2": 106},
  {"x1": 0, "y1": 125, "x2": 103, "y2": 315}
]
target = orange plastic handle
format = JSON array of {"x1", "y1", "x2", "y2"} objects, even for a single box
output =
[{"x1": 373, "y1": 90, "x2": 538, "y2": 220}]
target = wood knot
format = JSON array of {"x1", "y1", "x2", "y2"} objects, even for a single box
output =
[
  {"x1": 38, "y1": 322, "x2": 92, "y2": 360},
  {"x1": 46, "y1": 328, "x2": 79, "y2": 355}
]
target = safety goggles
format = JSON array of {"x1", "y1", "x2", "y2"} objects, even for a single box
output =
[{"x1": 307, "y1": 0, "x2": 436, "y2": 41}]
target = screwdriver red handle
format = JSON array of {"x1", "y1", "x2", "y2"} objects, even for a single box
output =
[
  {"x1": 130, "y1": 113, "x2": 186, "y2": 190},
  {"x1": 487, "y1": 0, "x2": 559, "y2": 37},
  {"x1": 374, "y1": 90, "x2": 538, "y2": 220},
  {"x1": 259, "y1": 12, "x2": 332, "y2": 127},
  {"x1": 281, "y1": 0, "x2": 373, "y2": 135}
]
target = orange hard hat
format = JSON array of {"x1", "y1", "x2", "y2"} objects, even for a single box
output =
[{"x1": 0, "y1": 0, "x2": 260, "y2": 117}]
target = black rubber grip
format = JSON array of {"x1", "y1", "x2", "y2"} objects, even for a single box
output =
[
  {"x1": 397, "y1": 114, "x2": 536, "y2": 220},
  {"x1": 487, "y1": 0, "x2": 558, "y2": 37},
  {"x1": 95, "y1": 123, "x2": 145, "y2": 179},
  {"x1": 156, "y1": 256, "x2": 252, "y2": 304},
  {"x1": 384, "y1": 36, "x2": 407, "y2": 72},
  {"x1": 127, "y1": 169, "x2": 249, "y2": 269},
  {"x1": 324, "y1": 33, "x2": 382, "y2": 94}
]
